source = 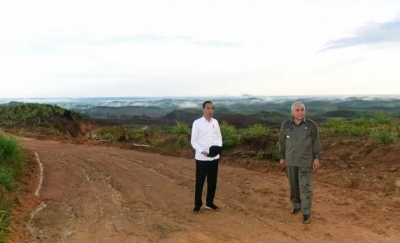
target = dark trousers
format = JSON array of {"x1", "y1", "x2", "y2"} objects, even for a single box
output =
[
  {"x1": 286, "y1": 166, "x2": 313, "y2": 215},
  {"x1": 194, "y1": 159, "x2": 219, "y2": 207}
]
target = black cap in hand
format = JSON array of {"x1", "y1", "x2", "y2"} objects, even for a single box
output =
[{"x1": 208, "y1": 145, "x2": 222, "y2": 157}]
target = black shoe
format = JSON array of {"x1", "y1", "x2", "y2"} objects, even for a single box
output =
[
  {"x1": 205, "y1": 203, "x2": 220, "y2": 211},
  {"x1": 193, "y1": 206, "x2": 201, "y2": 213},
  {"x1": 303, "y1": 214, "x2": 311, "y2": 224},
  {"x1": 291, "y1": 208, "x2": 301, "y2": 215}
]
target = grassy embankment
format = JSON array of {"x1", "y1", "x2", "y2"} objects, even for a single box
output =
[
  {"x1": 0, "y1": 103, "x2": 94, "y2": 140},
  {"x1": 0, "y1": 132, "x2": 27, "y2": 242}
]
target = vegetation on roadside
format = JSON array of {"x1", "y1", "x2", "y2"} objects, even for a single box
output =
[
  {"x1": 0, "y1": 131, "x2": 26, "y2": 242},
  {"x1": 1, "y1": 103, "x2": 397, "y2": 150},
  {"x1": 320, "y1": 112, "x2": 398, "y2": 144},
  {"x1": 91, "y1": 111, "x2": 399, "y2": 155},
  {"x1": 0, "y1": 103, "x2": 94, "y2": 138}
]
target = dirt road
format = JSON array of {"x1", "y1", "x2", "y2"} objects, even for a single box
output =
[{"x1": 15, "y1": 139, "x2": 400, "y2": 242}]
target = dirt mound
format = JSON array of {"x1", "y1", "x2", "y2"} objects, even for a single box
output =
[
  {"x1": 314, "y1": 138, "x2": 400, "y2": 194},
  {"x1": 220, "y1": 136, "x2": 400, "y2": 195}
]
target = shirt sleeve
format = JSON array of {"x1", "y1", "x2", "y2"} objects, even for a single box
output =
[
  {"x1": 312, "y1": 123, "x2": 322, "y2": 159},
  {"x1": 278, "y1": 122, "x2": 286, "y2": 160},
  {"x1": 190, "y1": 121, "x2": 203, "y2": 153},
  {"x1": 215, "y1": 120, "x2": 223, "y2": 147}
]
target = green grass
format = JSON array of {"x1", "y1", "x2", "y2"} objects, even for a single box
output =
[
  {"x1": 239, "y1": 124, "x2": 271, "y2": 139},
  {"x1": 0, "y1": 132, "x2": 25, "y2": 242},
  {"x1": 319, "y1": 112, "x2": 399, "y2": 144},
  {"x1": 0, "y1": 210, "x2": 13, "y2": 241},
  {"x1": 0, "y1": 133, "x2": 22, "y2": 166}
]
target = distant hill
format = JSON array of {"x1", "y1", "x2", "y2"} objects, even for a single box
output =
[
  {"x1": 74, "y1": 105, "x2": 169, "y2": 119},
  {"x1": 163, "y1": 109, "x2": 201, "y2": 121},
  {"x1": 4, "y1": 96, "x2": 399, "y2": 130},
  {"x1": 163, "y1": 106, "x2": 234, "y2": 120},
  {"x1": 215, "y1": 114, "x2": 268, "y2": 128},
  {"x1": 248, "y1": 110, "x2": 289, "y2": 125},
  {"x1": 159, "y1": 108, "x2": 268, "y2": 128}
]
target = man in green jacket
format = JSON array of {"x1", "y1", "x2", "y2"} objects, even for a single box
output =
[{"x1": 278, "y1": 102, "x2": 322, "y2": 224}]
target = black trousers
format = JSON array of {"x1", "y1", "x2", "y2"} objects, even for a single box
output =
[{"x1": 194, "y1": 159, "x2": 219, "y2": 207}]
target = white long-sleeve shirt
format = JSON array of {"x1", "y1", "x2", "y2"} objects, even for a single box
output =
[{"x1": 191, "y1": 116, "x2": 223, "y2": 161}]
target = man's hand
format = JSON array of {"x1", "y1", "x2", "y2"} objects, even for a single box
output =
[
  {"x1": 279, "y1": 159, "x2": 286, "y2": 167},
  {"x1": 201, "y1": 151, "x2": 209, "y2": 156},
  {"x1": 313, "y1": 159, "x2": 320, "y2": 170}
]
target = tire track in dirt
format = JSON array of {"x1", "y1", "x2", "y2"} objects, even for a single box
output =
[
  {"x1": 101, "y1": 152, "x2": 306, "y2": 241},
  {"x1": 26, "y1": 152, "x2": 47, "y2": 235},
  {"x1": 18, "y1": 139, "x2": 400, "y2": 242},
  {"x1": 102, "y1": 151, "x2": 400, "y2": 241}
]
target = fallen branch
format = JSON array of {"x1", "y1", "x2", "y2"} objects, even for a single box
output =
[
  {"x1": 133, "y1": 143, "x2": 150, "y2": 148},
  {"x1": 233, "y1": 151, "x2": 258, "y2": 157}
]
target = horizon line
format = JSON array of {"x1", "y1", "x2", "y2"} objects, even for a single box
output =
[{"x1": 1, "y1": 93, "x2": 400, "y2": 100}]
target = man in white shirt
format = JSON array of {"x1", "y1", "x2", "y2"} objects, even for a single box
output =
[{"x1": 191, "y1": 101, "x2": 223, "y2": 213}]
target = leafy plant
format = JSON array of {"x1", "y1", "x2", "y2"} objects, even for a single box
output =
[
  {"x1": 169, "y1": 135, "x2": 191, "y2": 148},
  {"x1": 0, "y1": 209, "x2": 13, "y2": 242},
  {"x1": 371, "y1": 112, "x2": 394, "y2": 126},
  {"x1": 239, "y1": 124, "x2": 270, "y2": 139},
  {"x1": 369, "y1": 129, "x2": 397, "y2": 145},
  {"x1": 0, "y1": 168, "x2": 14, "y2": 191},
  {"x1": 220, "y1": 122, "x2": 240, "y2": 148},
  {"x1": 0, "y1": 133, "x2": 21, "y2": 165},
  {"x1": 170, "y1": 122, "x2": 191, "y2": 135}
]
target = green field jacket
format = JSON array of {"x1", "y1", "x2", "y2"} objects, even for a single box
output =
[{"x1": 278, "y1": 118, "x2": 322, "y2": 167}]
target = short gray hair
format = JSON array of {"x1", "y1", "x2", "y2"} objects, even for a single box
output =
[{"x1": 291, "y1": 102, "x2": 305, "y2": 111}]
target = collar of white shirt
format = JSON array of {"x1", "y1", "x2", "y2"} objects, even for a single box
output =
[{"x1": 201, "y1": 116, "x2": 214, "y2": 123}]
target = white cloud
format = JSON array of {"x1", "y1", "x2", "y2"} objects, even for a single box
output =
[{"x1": 1, "y1": 0, "x2": 400, "y2": 98}]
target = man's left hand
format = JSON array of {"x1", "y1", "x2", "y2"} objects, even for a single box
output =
[{"x1": 313, "y1": 159, "x2": 320, "y2": 171}]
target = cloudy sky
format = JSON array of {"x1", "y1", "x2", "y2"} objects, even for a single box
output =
[{"x1": 1, "y1": 0, "x2": 400, "y2": 98}]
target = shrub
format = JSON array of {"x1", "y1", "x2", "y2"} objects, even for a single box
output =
[
  {"x1": 323, "y1": 118, "x2": 347, "y2": 129},
  {"x1": 354, "y1": 117, "x2": 371, "y2": 127},
  {"x1": 369, "y1": 129, "x2": 397, "y2": 145},
  {"x1": 170, "y1": 135, "x2": 191, "y2": 148},
  {"x1": 371, "y1": 112, "x2": 394, "y2": 126},
  {"x1": 239, "y1": 124, "x2": 270, "y2": 139},
  {"x1": 170, "y1": 122, "x2": 191, "y2": 135},
  {"x1": 95, "y1": 126, "x2": 126, "y2": 141},
  {"x1": 220, "y1": 122, "x2": 240, "y2": 148},
  {"x1": 0, "y1": 133, "x2": 21, "y2": 165}
]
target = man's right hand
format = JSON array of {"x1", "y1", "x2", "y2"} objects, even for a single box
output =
[
  {"x1": 201, "y1": 151, "x2": 209, "y2": 156},
  {"x1": 279, "y1": 159, "x2": 286, "y2": 167}
]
